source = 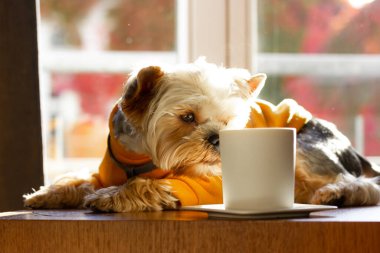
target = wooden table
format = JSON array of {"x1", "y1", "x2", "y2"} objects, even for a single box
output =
[{"x1": 1, "y1": 206, "x2": 380, "y2": 253}]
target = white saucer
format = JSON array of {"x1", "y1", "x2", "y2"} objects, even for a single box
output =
[{"x1": 180, "y1": 203, "x2": 337, "y2": 219}]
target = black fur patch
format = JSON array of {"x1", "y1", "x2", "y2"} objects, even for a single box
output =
[
  {"x1": 112, "y1": 107, "x2": 135, "y2": 138},
  {"x1": 297, "y1": 118, "x2": 363, "y2": 177}
]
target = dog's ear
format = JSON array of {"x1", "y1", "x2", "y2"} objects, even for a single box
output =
[
  {"x1": 247, "y1": 73, "x2": 266, "y2": 98},
  {"x1": 124, "y1": 66, "x2": 164, "y2": 100},
  {"x1": 121, "y1": 66, "x2": 164, "y2": 123}
]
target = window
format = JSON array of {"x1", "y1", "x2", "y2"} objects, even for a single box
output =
[
  {"x1": 256, "y1": 0, "x2": 380, "y2": 160},
  {"x1": 39, "y1": 0, "x2": 380, "y2": 183}
]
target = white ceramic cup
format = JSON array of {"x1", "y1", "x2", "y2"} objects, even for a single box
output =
[{"x1": 220, "y1": 128, "x2": 296, "y2": 210}]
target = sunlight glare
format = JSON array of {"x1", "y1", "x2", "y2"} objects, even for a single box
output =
[{"x1": 348, "y1": 0, "x2": 375, "y2": 9}]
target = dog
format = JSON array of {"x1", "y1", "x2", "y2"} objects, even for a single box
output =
[{"x1": 24, "y1": 59, "x2": 380, "y2": 212}]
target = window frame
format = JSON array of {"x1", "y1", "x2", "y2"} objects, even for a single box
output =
[{"x1": 0, "y1": 0, "x2": 44, "y2": 210}]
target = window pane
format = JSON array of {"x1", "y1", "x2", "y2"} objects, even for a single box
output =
[
  {"x1": 47, "y1": 73, "x2": 125, "y2": 159},
  {"x1": 40, "y1": 0, "x2": 175, "y2": 51},
  {"x1": 258, "y1": 0, "x2": 380, "y2": 156},
  {"x1": 258, "y1": 0, "x2": 380, "y2": 54}
]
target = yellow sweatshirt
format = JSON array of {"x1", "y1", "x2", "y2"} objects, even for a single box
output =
[{"x1": 91, "y1": 99, "x2": 312, "y2": 206}]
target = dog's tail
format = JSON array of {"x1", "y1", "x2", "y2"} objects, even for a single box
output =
[{"x1": 356, "y1": 151, "x2": 380, "y2": 181}]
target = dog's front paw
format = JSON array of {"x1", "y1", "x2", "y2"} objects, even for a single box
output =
[
  {"x1": 24, "y1": 186, "x2": 56, "y2": 209},
  {"x1": 24, "y1": 182, "x2": 94, "y2": 209},
  {"x1": 311, "y1": 184, "x2": 345, "y2": 206},
  {"x1": 84, "y1": 186, "x2": 121, "y2": 212},
  {"x1": 84, "y1": 178, "x2": 178, "y2": 212}
]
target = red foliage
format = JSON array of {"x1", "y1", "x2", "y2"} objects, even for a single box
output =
[{"x1": 53, "y1": 73, "x2": 125, "y2": 117}]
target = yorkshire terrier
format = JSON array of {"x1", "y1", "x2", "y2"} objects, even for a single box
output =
[{"x1": 24, "y1": 59, "x2": 380, "y2": 212}]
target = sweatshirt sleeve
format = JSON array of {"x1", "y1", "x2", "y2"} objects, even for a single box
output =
[
  {"x1": 248, "y1": 99, "x2": 312, "y2": 132},
  {"x1": 162, "y1": 175, "x2": 223, "y2": 206}
]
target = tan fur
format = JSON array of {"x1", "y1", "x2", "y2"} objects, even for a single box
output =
[
  {"x1": 294, "y1": 165, "x2": 336, "y2": 204},
  {"x1": 23, "y1": 178, "x2": 94, "y2": 209},
  {"x1": 84, "y1": 178, "x2": 177, "y2": 212},
  {"x1": 311, "y1": 175, "x2": 380, "y2": 206}
]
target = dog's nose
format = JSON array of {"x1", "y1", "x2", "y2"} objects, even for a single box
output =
[{"x1": 207, "y1": 134, "x2": 219, "y2": 148}]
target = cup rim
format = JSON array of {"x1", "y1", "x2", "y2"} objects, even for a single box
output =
[{"x1": 220, "y1": 127, "x2": 296, "y2": 133}]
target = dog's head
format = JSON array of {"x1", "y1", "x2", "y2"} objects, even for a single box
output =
[{"x1": 115, "y1": 59, "x2": 266, "y2": 176}]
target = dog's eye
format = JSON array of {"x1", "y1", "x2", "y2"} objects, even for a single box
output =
[{"x1": 181, "y1": 113, "x2": 195, "y2": 123}]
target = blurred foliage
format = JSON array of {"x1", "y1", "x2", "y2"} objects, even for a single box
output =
[
  {"x1": 326, "y1": 1, "x2": 380, "y2": 53},
  {"x1": 107, "y1": 0, "x2": 175, "y2": 50},
  {"x1": 40, "y1": 0, "x2": 175, "y2": 51},
  {"x1": 259, "y1": 0, "x2": 380, "y2": 54},
  {"x1": 40, "y1": 0, "x2": 97, "y2": 46}
]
